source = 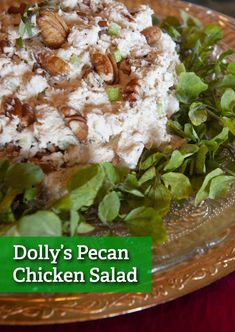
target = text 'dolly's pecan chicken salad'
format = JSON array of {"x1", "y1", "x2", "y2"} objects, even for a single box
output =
[{"x1": 1, "y1": 0, "x2": 235, "y2": 240}]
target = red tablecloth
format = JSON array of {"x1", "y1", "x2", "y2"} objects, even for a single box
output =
[{"x1": 1, "y1": 271, "x2": 235, "y2": 332}]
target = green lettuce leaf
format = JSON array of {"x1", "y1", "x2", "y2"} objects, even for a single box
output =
[
  {"x1": 176, "y1": 72, "x2": 208, "y2": 104},
  {"x1": 17, "y1": 211, "x2": 62, "y2": 236},
  {"x1": 98, "y1": 191, "x2": 120, "y2": 223},
  {"x1": 125, "y1": 207, "x2": 167, "y2": 245},
  {"x1": 162, "y1": 172, "x2": 192, "y2": 200}
]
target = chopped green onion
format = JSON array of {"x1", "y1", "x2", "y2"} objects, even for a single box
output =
[
  {"x1": 108, "y1": 23, "x2": 121, "y2": 37},
  {"x1": 23, "y1": 187, "x2": 38, "y2": 204},
  {"x1": 112, "y1": 49, "x2": 122, "y2": 63},
  {"x1": 156, "y1": 104, "x2": 162, "y2": 116},
  {"x1": 17, "y1": 15, "x2": 33, "y2": 48},
  {"x1": 24, "y1": 19, "x2": 33, "y2": 38},
  {"x1": 19, "y1": 19, "x2": 26, "y2": 37},
  {"x1": 106, "y1": 87, "x2": 121, "y2": 102},
  {"x1": 176, "y1": 63, "x2": 186, "y2": 76},
  {"x1": 152, "y1": 14, "x2": 160, "y2": 26},
  {"x1": 70, "y1": 54, "x2": 81, "y2": 67},
  {"x1": 16, "y1": 37, "x2": 23, "y2": 49}
]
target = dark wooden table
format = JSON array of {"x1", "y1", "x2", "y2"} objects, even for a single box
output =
[{"x1": 186, "y1": 0, "x2": 235, "y2": 17}]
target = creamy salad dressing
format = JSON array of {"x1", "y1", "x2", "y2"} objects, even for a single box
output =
[{"x1": 0, "y1": 0, "x2": 180, "y2": 170}]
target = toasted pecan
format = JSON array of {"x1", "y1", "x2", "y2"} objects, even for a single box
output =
[
  {"x1": 37, "y1": 10, "x2": 69, "y2": 48},
  {"x1": 36, "y1": 52, "x2": 69, "y2": 76},
  {"x1": 123, "y1": 78, "x2": 140, "y2": 104},
  {"x1": 8, "y1": 3, "x2": 27, "y2": 15},
  {"x1": 2, "y1": 97, "x2": 35, "y2": 129},
  {"x1": 91, "y1": 52, "x2": 119, "y2": 84},
  {"x1": 65, "y1": 114, "x2": 88, "y2": 141},
  {"x1": 141, "y1": 26, "x2": 161, "y2": 46}
]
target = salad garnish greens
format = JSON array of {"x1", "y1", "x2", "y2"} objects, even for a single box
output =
[{"x1": 1, "y1": 10, "x2": 235, "y2": 243}]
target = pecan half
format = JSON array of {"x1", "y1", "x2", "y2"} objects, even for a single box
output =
[
  {"x1": 2, "y1": 97, "x2": 35, "y2": 129},
  {"x1": 81, "y1": 65, "x2": 93, "y2": 79},
  {"x1": 145, "y1": 50, "x2": 162, "y2": 63},
  {"x1": 37, "y1": 10, "x2": 69, "y2": 48},
  {"x1": 77, "y1": 11, "x2": 87, "y2": 17},
  {"x1": 21, "y1": 103, "x2": 36, "y2": 128},
  {"x1": 98, "y1": 20, "x2": 108, "y2": 28},
  {"x1": 65, "y1": 115, "x2": 88, "y2": 141},
  {"x1": 8, "y1": 3, "x2": 27, "y2": 15},
  {"x1": 2, "y1": 97, "x2": 22, "y2": 119},
  {"x1": 119, "y1": 59, "x2": 131, "y2": 75},
  {"x1": 108, "y1": 53, "x2": 119, "y2": 84},
  {"x1": 123, "y1": 13, "x2": 135, "y2": 22},
  {"x1": 123, "y1": 78, "x2": 140, "y2": 104},
  {"x1": 91, "y1": 52, "x2": 119, "y2": 84},
  {"x1": 0, "y1": 39, "x2": 10, "y2": 53},
  {"x1": 60, "y1": 106, "x2": 72, "y2": 117},
  {"x1": 36, "y1": 53, "x2": 69, "y2": 76},
  {"x1": 141, "y1": 26, "x2": 161, "y2": 46}
]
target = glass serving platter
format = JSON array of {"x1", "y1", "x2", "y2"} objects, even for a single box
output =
[{"x1": 0, "y1": 0, "x2": 235, "y2": 325}]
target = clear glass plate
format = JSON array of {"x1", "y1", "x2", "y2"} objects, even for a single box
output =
[{"x1": 0, "y1": 0, "x2": 235, "y2": 325}]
